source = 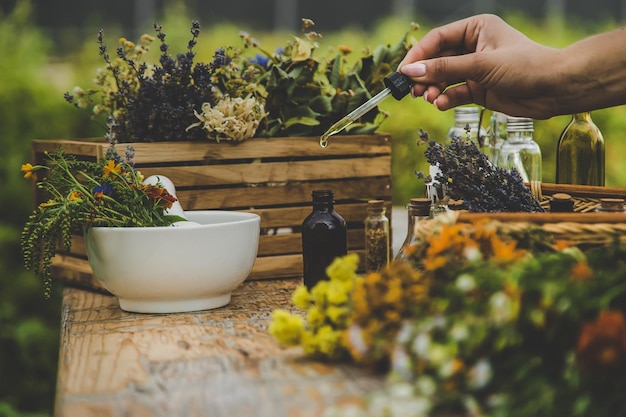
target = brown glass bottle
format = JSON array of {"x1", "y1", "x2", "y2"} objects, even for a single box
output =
[
  {"x1": 301, "y1": 189, "x2": 347, "y2": 289},
  {"x1": 556, "y1": 112, "x2": 605, "y2": 186}
]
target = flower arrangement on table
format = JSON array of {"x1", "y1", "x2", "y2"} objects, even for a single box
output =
[
  {"x1": 270, "y1": 218, "x2": 626, "y2": 417},
  {"x1": 65, "y1": 18, "x2": 419, "y2": 142},
  {"x1": 21, "y1": 143, "x2": 184, "y2": 298}
]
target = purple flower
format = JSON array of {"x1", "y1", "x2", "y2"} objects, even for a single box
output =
[
  {"x1": 93, "y1": 183, "x2": 113, "y2": 198},
  {"x1": 250, "y1": 53, "x2": 270, "y2": 68}
]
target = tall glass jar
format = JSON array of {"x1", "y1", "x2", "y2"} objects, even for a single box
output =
[
  {"x1": 395, "y1": 198, "x2": 431, "y2": 262},
  {"x1": 556, "y1": 112, "x2": 605, "y2": 186},
  {"x1": 497, "y1": 117, "x2": 542, "y2": 184},
  {"x1": 301, "y1": 189, "x2": 347, "y2": 289},
  {"x1": 364, "y1": 200, "x2": 389, "y2": 272}
]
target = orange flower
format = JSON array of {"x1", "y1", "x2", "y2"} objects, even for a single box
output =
[
  {"x1": 570, "y1": 260, "x2": 594, "y2": 281},
  {"x1": 490, "y1": 235, "x2": 525, "y2": 263},
  {"x1": 577, "y1": 310, "x2": 626, "y2": 376},
  {"x1": 103, "y1": 160, "x2": 121, "y2": 178}
]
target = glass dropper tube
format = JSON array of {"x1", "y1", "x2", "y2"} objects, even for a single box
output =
[
  {"x1": 319, "y1": 72, "x2": 413, "y2": 148},
  {"x1": 319, "y1": 88, "x2": 392, "y2": 148}
]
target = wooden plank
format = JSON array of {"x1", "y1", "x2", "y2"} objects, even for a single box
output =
[
  {"x1": 55, "y1": 283, "x2": 383, "y2": 417},
  {"x1": 539, "y1": 183, "x2": 626, "y2": 199},
  {"x1": 258, "y1": 229, "x2": 365, "y2": 256},
  {"x1": 33, "y1": 134, "x2": 390, "y2": 164},
  {"x1": 179, "y1": 178, "x2": 391, "y2": 210},
  {"x1": 138, "y1": 155, "x2": 391, "y2": 187}
]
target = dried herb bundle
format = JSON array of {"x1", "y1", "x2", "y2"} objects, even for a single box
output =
[{"x1": 417, "y1": 130, "x2": 544, "y2": 213}]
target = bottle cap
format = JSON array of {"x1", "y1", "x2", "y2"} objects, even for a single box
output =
[
  {"x1": 454, "y1": 106, "x2": 480, "y2": 123},
  {"x1": 384, "y1": 72, "x2": 413, "y2": 100},
  {"x1": 312, "y1": 189, "x2": 334, "y2": 202},
  {"x1": 506, "y1": 117, "x2": 534, "y2": 132},
  {"x1": 549, "y1": 193, "x2": 574, "y2": 212}
]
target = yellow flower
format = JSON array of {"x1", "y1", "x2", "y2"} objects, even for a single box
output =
[
  {"x1": 306, "y1": 306, "x2": 325, "y2": 330},
  {"x1": 291, "y1": 285, "x2": 310, "y2": 310},
  {"x1": 39, "y1": 199, "x2": 58, "y2": 209},
  {"x1": 68, "y1": 191, "x2": 82, "y2": 202},
  {"x1": 326, "y1": 305, "x2": 350, "y2": 326},
  {"x1": 21, "y1": 163, "x2": 38, "y2": 181},
  {"x1": 268, "y1": 309, "x2": 304, "y2": 346},
  {"x1": 326, "y1": 253, "x2": 359, "y2": 282},
  {"x1": 103, "y1": 160, "x2": 121, "y2": 178},
  {"x1": 310, "y1": 280, "x2": 329, "y2": 306},
  {"x1": 326, "y1": 280, "x2": 349, "y2": 305}
]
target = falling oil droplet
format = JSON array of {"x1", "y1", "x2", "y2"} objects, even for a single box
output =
[{"x1": 319, "y1": 117, "x2": 355, "y2": 148}]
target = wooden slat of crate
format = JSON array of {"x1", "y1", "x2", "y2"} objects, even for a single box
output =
[
  {"x1": 34, "y1": 135, "x2": 391, "y2": 291},
  {"x1": 31, "y1": 135, "x2": 391, "y2": 162}
]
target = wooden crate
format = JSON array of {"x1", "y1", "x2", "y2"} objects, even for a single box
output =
[{"x1": 31, "y1": 134, "x2": 392, "y2": 292}]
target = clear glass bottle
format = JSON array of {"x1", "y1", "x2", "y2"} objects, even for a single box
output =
[
  {"x1": 488, "y1": 111, "x2": 509, "y2": 164},
  {"x1": 395, "y1": 198, "x2": 431, "y2": 262},
  {"x1": 446, "y1": 106, "x2": 488, "y2": 154},
  {"x1": 497, "y1": 117, "x2": 542, "y2": 184},
  {"x1": 556, "y1": 112, "x2": 605, "y2": 186},
  {"x1": 426, "y1": 164, "x2": 448, "y2": 218},
  {"x1": 301, "y1": 189, "x2": 347, "y2": 289},
  {"x1": 364, "y1": 200, "x2": 389, "y2": 272}
]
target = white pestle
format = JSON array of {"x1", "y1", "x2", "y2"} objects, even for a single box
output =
[{"x1": 142, "y1": 175, "x2": 192, "y2": 222}]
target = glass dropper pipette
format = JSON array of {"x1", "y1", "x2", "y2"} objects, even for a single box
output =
[{"x1": 319, "y1": 72, "x2": 413, "y2": 148}]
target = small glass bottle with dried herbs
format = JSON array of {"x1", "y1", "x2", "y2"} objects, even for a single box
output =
[
  {"x1": 364, "y1": 200, "x2": 389, "y2": 272},
  {"x1": 395, "y1": 198, "x2": 431, "y2": 262}
]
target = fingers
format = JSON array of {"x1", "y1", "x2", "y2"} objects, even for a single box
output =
[{"x1": 398, "y1": 15, "x2": 484, "y2": 69}]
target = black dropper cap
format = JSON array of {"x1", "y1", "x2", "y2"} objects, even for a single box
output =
[{"x1": 383, "y1": 72, "x2": 413, "y2": 100}]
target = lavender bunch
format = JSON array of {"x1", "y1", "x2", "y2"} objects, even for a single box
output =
[{"x1": 417, "y1": 129, "x2": 544, "y2": 213}]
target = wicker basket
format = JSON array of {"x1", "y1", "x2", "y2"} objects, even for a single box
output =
[{"x1": 420, "y1": 183, "x2": 626, "y2": 248}]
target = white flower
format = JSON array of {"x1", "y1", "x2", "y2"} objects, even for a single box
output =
[
  {"x1": 187, "y1": 96, "x2": 266, "y2": 142},
  {"x1": 450, "y1": 323, "x2": 470, "y2": 342},
  {"x1": 467, "y1": 358, "x2": 493, "y2": 389},
  {"x1": 455, "y1": 273, "x2": 476, "y2": 292},
  {"x1": 415, "y1": 375, "x2": 437, "y2": 396},
  {"x1": 411, "y1": 333, "x2": 431, "y2": 357},
  {"x1": 489, "y1": 291, "x2": 517, "y2": 324},
  {"x1": 463, "y1": 245, "x2": 482, "y2": 262}
]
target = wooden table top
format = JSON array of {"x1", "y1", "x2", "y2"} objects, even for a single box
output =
[{"x1": 56, "y1": 280, "x2": 382, "y2": 417}]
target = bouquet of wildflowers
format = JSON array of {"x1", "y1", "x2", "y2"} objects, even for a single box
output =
[
  {"x1": 270, "y1": 219, "x2": 626, "y2": 417},
  {"x1": 21, "y1": 138, "x2": 184, "y2": 297},
  {"x1": 65, "y1": 19, "x2": 419, "y2": 142}
]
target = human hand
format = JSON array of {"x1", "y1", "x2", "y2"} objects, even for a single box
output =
[{"x1": 398, "y1": 14, "x2": 562, "y2": 119}]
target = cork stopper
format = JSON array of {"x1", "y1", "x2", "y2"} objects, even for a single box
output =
[
  {"x1": 408, "y1": 197, "x2": 431, "y2": 216},
  {"x1": 597, "y1": 198, "x2": 626, "y2": 212}
]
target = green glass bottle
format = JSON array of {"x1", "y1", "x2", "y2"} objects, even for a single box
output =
[{"x1": 556, "y1": 112, "x2": 605, "y2": 186}]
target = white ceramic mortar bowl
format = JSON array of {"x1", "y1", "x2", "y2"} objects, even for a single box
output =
[{"x1": 84, "y1": 211, "x2": 260, "y2": 313}]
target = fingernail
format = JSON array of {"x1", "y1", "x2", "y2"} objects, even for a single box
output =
[
  {"x1": 423, "y1": 91, "x2": 429, "y2": 102},
  {"x1": 401, "y1": 62, "x2": 426, "y2": 77}
]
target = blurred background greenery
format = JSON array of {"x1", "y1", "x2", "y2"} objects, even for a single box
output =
[{"x1": 1, "y1": 0, "x2": 625, "y2": 415}]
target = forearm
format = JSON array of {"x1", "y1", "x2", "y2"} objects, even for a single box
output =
[{"x1": 554, "y1": 27, "x2": 626, "y2": 114}]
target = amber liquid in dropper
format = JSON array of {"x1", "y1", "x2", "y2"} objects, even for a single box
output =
[
  {"x1": 319, "y1": 87, "x2": 393, "y2": 148},
  {"x1": 319, "y1": 117, "x2": 354, "y2": 148}
]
